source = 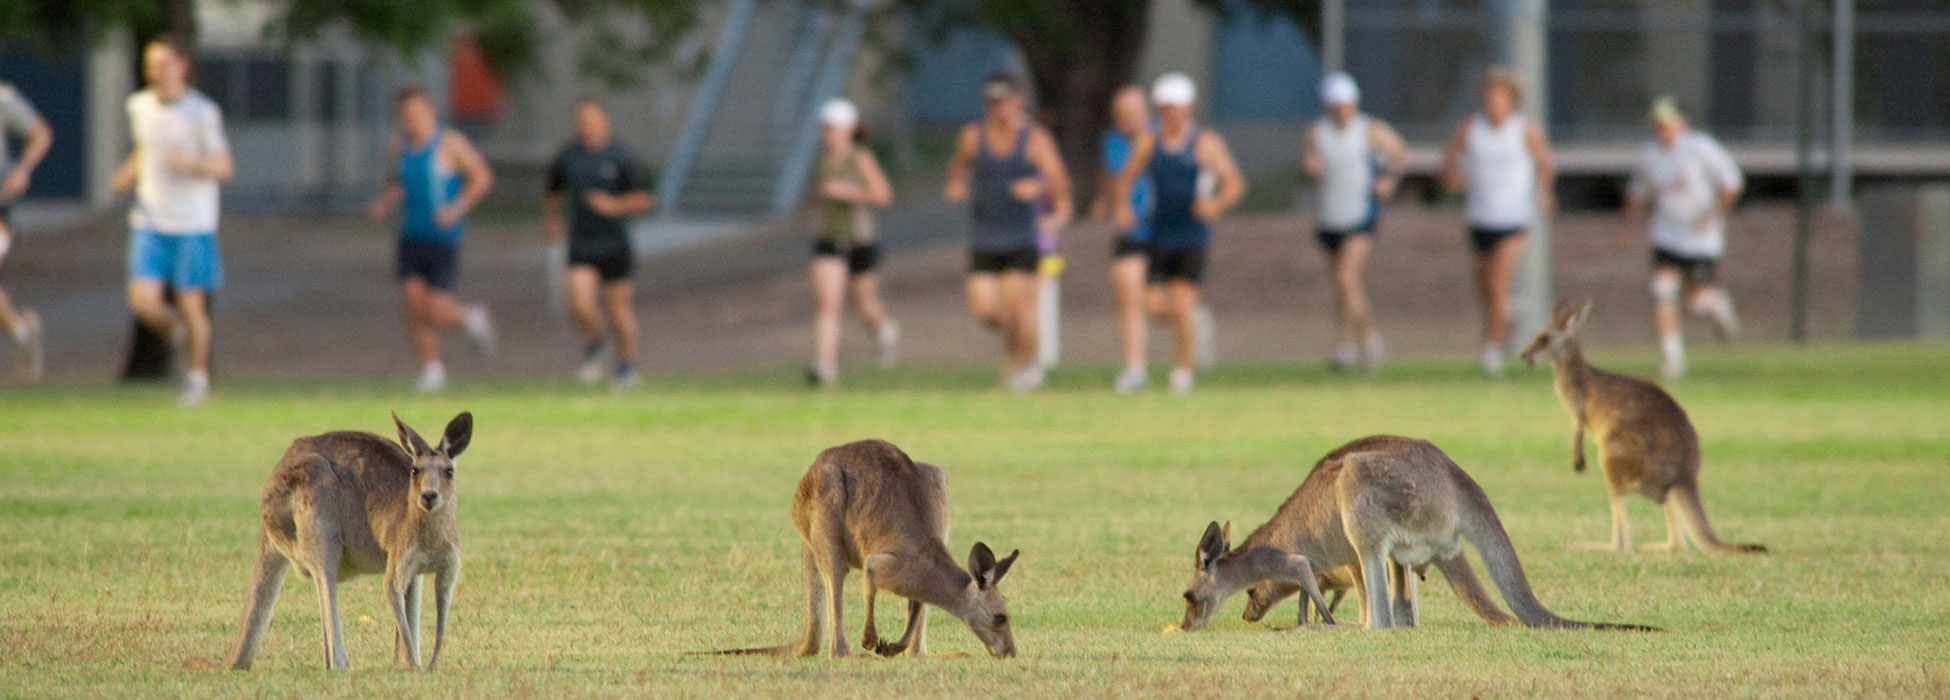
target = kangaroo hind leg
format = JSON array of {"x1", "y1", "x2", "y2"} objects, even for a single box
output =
[{"x1": 225, "y1": 532, "x2": 290, "y2": 670}]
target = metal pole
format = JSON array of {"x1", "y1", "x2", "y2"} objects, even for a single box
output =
[
  {"x1": 1504, "y1": 0, "x2": 1551, "y2": 351},
  {"x1": 1829, "y1": 0, "x2": 1854, "y2": 206},
  {"x1": 1322, "y1": 0, "x2": 1346, "y2": 75},
  {"x1": 1791, "y1": 0, "x2": 1817, "y2": 342}
]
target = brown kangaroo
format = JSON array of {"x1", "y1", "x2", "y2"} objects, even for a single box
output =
[
  {"x1": 1520, "y1": 299, "x2": 1765, "y2": 554},
  {"x1": 716, "y1": 439, "x2": 1021, "y2": 658},
  {"x1": 1180, "y1": 435, "x2": 1656, "y2": 631},
  {"x1": 225, "y1": 412, "x2": 470, "y2": 670}
]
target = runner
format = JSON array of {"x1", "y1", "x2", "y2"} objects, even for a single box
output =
[
  {"x1": 1439, "y1": 67, "x2": 1556, "y2": 377},
  {"x1": 111, "y1": 37, "x2": 232, "y2": 405},
  {"x1": 804, "y1": 98, "x2": 898, "y2": 388},
  {"x1": 943, "y1": 73, "x2": 1072, "y2": 393},
  {"x1": 1623, "y1": 96, "x2": 1744, "y2": 380},
  {"x1": 1092, "y1": 85, "x2": 1154, "y2": 393},
  {"x1": 366, "y1": 87, "x2": 497, "y2": 394},
  {"x1": 0, "y1": 81, "x2": 51, "y2": 382},
  {"x1": 1303, "y1": 72, "x2": 1405, "y2": 373},
  {"x1": 1113, "y1": 73, "x2": 1246, "y2": 395},
  {"x1": 544, "y1": 98, "x2": 654, "y2": 390}
]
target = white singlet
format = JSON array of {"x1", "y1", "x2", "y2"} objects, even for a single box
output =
[
  {"x1": 1312, "y1": 114, "x2": 1375, "y2": 230},
  {"x1": 1463, "y1": 113, "x2": 1535, "y2": 230},
  {"x1": 127, "y1": 88, "x2": 229, "y2": 234},
  {"x1": 1627, "y1": 130, "x2": 1743, "y2": 258}
]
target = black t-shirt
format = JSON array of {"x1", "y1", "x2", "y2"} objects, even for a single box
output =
[{"x1": 546, "y1": 141, "x2": 645, "y2": 257}]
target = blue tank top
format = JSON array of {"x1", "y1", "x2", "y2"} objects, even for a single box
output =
[
  {"x1": 1147, "y1": 125, "x2": 1209, "y2": 251},
  {"x1": 969, "y1": 125, "x2": 1038, "y2": 253},
  {"x1": 400, "y1": 128, "x2": 463, "y2": 245},
  {"x1": 1102, "y1": 129, "x2": 1152, "y2": 243}
]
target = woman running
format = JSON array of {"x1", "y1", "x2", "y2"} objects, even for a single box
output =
[
  {"x1": 1439, "y1": 67, "x2": 1556, "y2": 376},
  {"x1": 1303, "y1": 72, "x2": 1405, "y2": 372},
  {"x1": 806, "y1": 98, "x2": 898, "y2": 388},
  {"x1": 1093, "y1": 85, "x2": 1153, "y2": 393}
]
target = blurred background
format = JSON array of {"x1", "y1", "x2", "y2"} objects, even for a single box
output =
[{"x1": 1, "y1": 0, "x2": 1945, "y2": 384}]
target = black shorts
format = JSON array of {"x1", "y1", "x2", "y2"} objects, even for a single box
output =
[
  {"x1": 1147, "y1": 247, "x2": 1207, "y2": 284},
  {"x1": 1652, "y1": 247, "x2": 1718, "y2": 286},
  {"x1": 1468, "y1": 226, "x2": 1526, "y2": 255},
  {"x1": 1315, "y1": 229, "x2": 1374, "y2": 255},
  {"x1": 398, "y1": 238, "x2": 460, "y2": 290},
  {"x1": 1112, "y1": 233, "x2": 1149, "y2": 259},
  {"x1": 570, "y1": 248, "x2": 634, "y2": 282},
  {"x1": 813, "y1": 240, "x2": 881, "y2": 275},
  {"x1": 969, "y1": 246, "x2": 1039, "y2": 275}
]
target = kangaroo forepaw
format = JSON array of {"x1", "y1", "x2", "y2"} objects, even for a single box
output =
[
  {"x1": 1573, "y1": 458, "x2": 1587, "y2": 473},
  {"x1": 861, "y1": 633, "x2": 906, "y2": 657}
]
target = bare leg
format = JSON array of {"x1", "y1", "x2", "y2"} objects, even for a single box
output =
[
  {"x1": 175, "y1": 290, "x2": 211, "y2": 373},
  {"x1": 428, "y1": 564, "x2": 457, "y2": 671},
  {"x1": 603, "y1": 280, "x2": 638, "y2": 368},
  {"x1": 127, "y1": 280, "x2": 177, "y2": 337},
  {"x1": 811, "y1": 258, "x2": 847, "y2": 372},
  {"x1": 999, "y1": 270, "x2": 1040, "y2": 372},
  {"x1": 1475, "y1": 233, "x2": 1527, "y2": 346},
  {"x1": 1331, "y1": 236, "x2": 1375, "y2": 348},
  {"x1": 1168, "y1": 281, "x2": 1199, "y2": 372},
  {"x1": 965, "y1": 274, "x2": 1002, "y2": 331},
  {"x1": 849, "y1": 272, "x2": 890, "y2": 332},
  {"x1": 401, "y1": 279, "x2": 440, "y2": 365},
  {"x1": 1111, "y1": 255, "x2": 1148, "y2": 369},
  {"x1": 567, "y1": 266, "x2": 605, "y2": 345}
]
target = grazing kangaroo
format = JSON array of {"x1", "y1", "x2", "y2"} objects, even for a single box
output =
[
  {"x1": 1242, "y1": 554, "x2": 1516, "y2": 628},
  {"x1": 717, "y1": 439, "x2": 1021, "y2": 658},
  {"x1": 1180, "y1": 435, "x2": 1655, "y2": 631},
  {"x1": 226, "y1": 412, "x2": 471, "y2": 671},
  {"x1": 1520, "y1": 299, "x2": 1765, "y2": 554}
]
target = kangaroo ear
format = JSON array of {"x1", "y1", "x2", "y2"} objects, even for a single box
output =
[
  {"x1": 440, "y1": 411, "x2": 473, "y2": 458},
  {"x1": 1568, "y1": 299, "x2": 1594, "y2": 331},
  {"x1": 393, "y1": 411, "x2": 431, "y2": 458},
  {"x1": 1222, "y1": 520, "x2": 1233, "y2": 550},
  {"x1": 968, "y1": 542, "x2": 998, "y2": 589},
  {"x1": 990, "y1": 549, "x2": 1020, "y2": 587},
  {"x1": 1197, "y1": 521, "x2": 1226, "y2": 571}
]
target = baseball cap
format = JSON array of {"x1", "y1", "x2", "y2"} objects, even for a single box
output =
[
  {"x1": 819, "y1": 98, "x2": 859, "y2": 129},
  {"x1": 1648, "y1": 95, "x2": 1683, "y2": 126},
  {"x1": 1320, "y1": 72, "x2": 1360, "y2": 107},
  {"x1": 1151, "y1": 72, "x2": 1197, "y2": 107}
]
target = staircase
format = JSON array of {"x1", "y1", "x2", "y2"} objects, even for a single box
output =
[{"x1": 657, "y1": 0, "x2": 870, "y2": 220}]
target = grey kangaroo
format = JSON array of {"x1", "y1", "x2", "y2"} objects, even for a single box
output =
[
  {"x1": 1180, "y1": 435, "x2": 1655, "y2": 631},
  {"x1": 226, "y1": 412, "x2": 470, "y2": 670},
  {"x1": 1520, "y1": 299, "x2": 1765, "y2": 554},
  {"x1": 717, "y1": 439, "x2": 1021, "y2": 658}
]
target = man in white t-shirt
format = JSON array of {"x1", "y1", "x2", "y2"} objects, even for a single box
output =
[
  {"x1": 111, "y1": 36, "x2": 233, "y2": 405},
  {"x1": 1623, "y1": 96, "x2": 1742, "y2": 380},
  {"x1": 0, "y1": 81, "x2": 52, "y2": 382}
]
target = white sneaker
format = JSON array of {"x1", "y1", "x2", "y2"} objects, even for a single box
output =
[
  {"x1": 875, "y1": 320, "x2": 901, "y2": 370},
  {"x1": 1360, "y1": 334, "x2": 1385, "y2": 373},
  {"x1": 806, "y1": 361, "x2": 836, "y2": 389},
  {"x1": 1113, "y1": 366, "x2": 1147, "y2": 394},
  {"x1": 14, "y1": 307, "x2": 44, "y2": 383},
  {"x1": 1707, "y1": 298, "x2": 1741, "y2": 342},
  {"x1": 464, "y1": 305, "x2": 499, "y2": 357},
  {"x1": 1661, "y1": 354, "x2": 1686, "y2": 381},
  {"x1": 178, "y1": 370, "x2": 209, "y2": 406},
  {"x1": 1329, "y1": 342, "x2": 1358, "y2": 373},
  {"x1": 1194, "y1": 306, "x2": 1217, "y2": 370},
  {"x1": 577, "y1": 340, "x2": 610, "y2": 385},
  {"x1": 1007, "y1": 365, "x2": 1045, "y2": 394},
  {"x1": 1479, "y1": 344, "x2": 1504, "y2": 378},
  {"x1": 1168, "y1": 367, "x2": 1194, "y2": 395},
  {"x1": 415, "y1": 363, "x2": 448, "y2": 394}
]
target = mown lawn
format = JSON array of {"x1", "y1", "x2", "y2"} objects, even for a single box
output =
[{"x1": 2, "y1": 343, "x2": 1946, "y2": 698}]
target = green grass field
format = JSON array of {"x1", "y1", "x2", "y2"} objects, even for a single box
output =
[{"x1": 3, "y1": 344, "x2": 1947, "y2": 698}]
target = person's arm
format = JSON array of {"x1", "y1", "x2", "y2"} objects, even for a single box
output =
[
  {"x1": 541, "y1": 154, "x2": 567, "y2": 240},
  {"x1": 589, "y1": 151, "x2": 655, "y2": 217},
  {"x1": 1025, "y1": 128, "x2": 1073, "y2": 231},
  {"x1": 1300, "y1": 126, "x2": 1323, "y2": 179},
  {"x1": 1621, "y1": 155, "x2": 1649, "y2": 239},
  {"x1": 1192, "y1": 131, "x2": 1246, "y2": 221},
  {"x1": 111, "y1": 150, "x2": 140, "y2": 193},
  {"x1": 1701, "y1": 138, "x2": 1744, "y2": 228},
  {"x1": 1, "y1": 117, "x2": 51, "y2": 199},
  {"x1": 166, "y1": 106, "x2": 233, "y2": 181},
  {"x1": 942, "y1": 125, "x2": 978, "y2": 203},
  {"x1": 1524, "y1": 121, "x2": 1557, "y2": 215},
  {"x1": 1437, "y1": 122, "x2": 1468, "y2": 193},
  {"x1": 1369, "y1": 119, "x2": 1409, "y2": 198},
  {"x1": 1110, "y1": 134, "x2": 1155, "y2": 231},
  {"x1": 849, "y1": 149, "x2": 894, "y2": 209},
  {"x1": 436, "y1": 131, "x2": 495, "y2": 228},
  {"x1": 366, "y1": 141, "x2": 403, "y2": 222}
]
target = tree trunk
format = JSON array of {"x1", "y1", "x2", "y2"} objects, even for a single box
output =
[{"x1": 1000, "y1": 0, "x2": 1150, "y2": 210}]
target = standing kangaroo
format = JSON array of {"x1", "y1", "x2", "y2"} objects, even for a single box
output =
[
  {"x1": 1179, "y1": 435, "x2": 1655, "y2": 631},
  {"x1": 226, "y1": 412, "x2": 471, "y2": 670},
  {"x1": 717, "y1": 439, "x2": 1021, "y2": 658},
  {"x1": 1520, "y1": 299, "x2": 1765, "y2": 554}
]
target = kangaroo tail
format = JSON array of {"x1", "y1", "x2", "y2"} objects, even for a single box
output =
[
  {"x1": 225, "y1": 532, "x2": 290, "y2": 670},
  {"x1": 1458, "y1": 483, "x2": 1661, "y2": 632},
  {"x1": 1432, "y1": 551, "x2": 1519, "y2": 626},
  {"x1": 689, "y1": 644, "x2": 793, "y2": 657},
  {"x1": 1670, "y1": 485, "x2": 1767, "y2": 554}
]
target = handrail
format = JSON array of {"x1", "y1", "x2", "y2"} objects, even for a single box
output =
[
  {"x1": 770, "y1": 1, "x2": 867, "y2": 216},
  {"x1": 656, "y1": 0, "x2": 760, "y2": 219}
]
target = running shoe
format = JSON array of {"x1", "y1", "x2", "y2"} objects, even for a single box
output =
[
  {"x1": 1194, "y1": 305, "x2": 1217, "y2": 370},
  {"x1": 1479, "y1": 344, "x2": 1504, "y2": 378},
  {"x1": 1360, "y1": 334, "x2": 1385, "y2": 373},
  {"x1": 1113, "y1": 365, "x2": 1147, "y2": 395},
  {"x1": 179, "y1": 370, "x2": 210, "y2": 407},
  {"x1": 1007, "y1": 365, "x2": 1045, "y2": 394},
  {"x1": 1661, "y1": 354, "x2": 1686, "y2": 381},
  {"x1": 1329, "y1": 342, "x2": 1358, "y2": 373},
  {"x1": 806, "y1": 362, "x2": 836, "y2": 389},
  {"x1": 876, "y1": 319, "x2": 902, "y2": 370},
  {"x1": 1168, "y1": 367, "x2": 1195, "y2": 396},
  {"x1": 613, "y1": 365, "x2": 641, "y2": 392},
  {"x1": 577, "y1": 339, "x2": 610, "y2": 385},
  {"x1": 464, "y1": 304, "x2": 499, "y2": 357},
  {"x1": 415, "y1": 363, "x2": 448, "y2": 394}
]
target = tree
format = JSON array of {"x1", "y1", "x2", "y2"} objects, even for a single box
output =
[{"x1": 910, "y1": 0, "x2": 1319, "y2": 203}]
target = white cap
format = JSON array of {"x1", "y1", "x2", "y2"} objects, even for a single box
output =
[
  {"x1": 1320, "y1": 72, "x2": 1359, "y2": 107},
  {"x1": 1151, "y1": 72, "x2": 1197, "y2": 107},
  {"x1": 819, "y1": 98, "x2": 859, "y2": 129}
]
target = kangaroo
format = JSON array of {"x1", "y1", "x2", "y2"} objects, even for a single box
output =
[
  {"x1": 226, "y1": 412, "x2": 470, "y2": 671},
  {"x1": 1180, "y1": 435, "x2": 1656, "y2": 631},
  {"x1": 716, "y1": 439, "x2": 1021, "y2": 658},
  {"x1": 1242, "y1": 554, "x2": 1517, "y2": 628},
  {"x1": 1520, "y1": 299, "x2": 1765, "y2": 554}
]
